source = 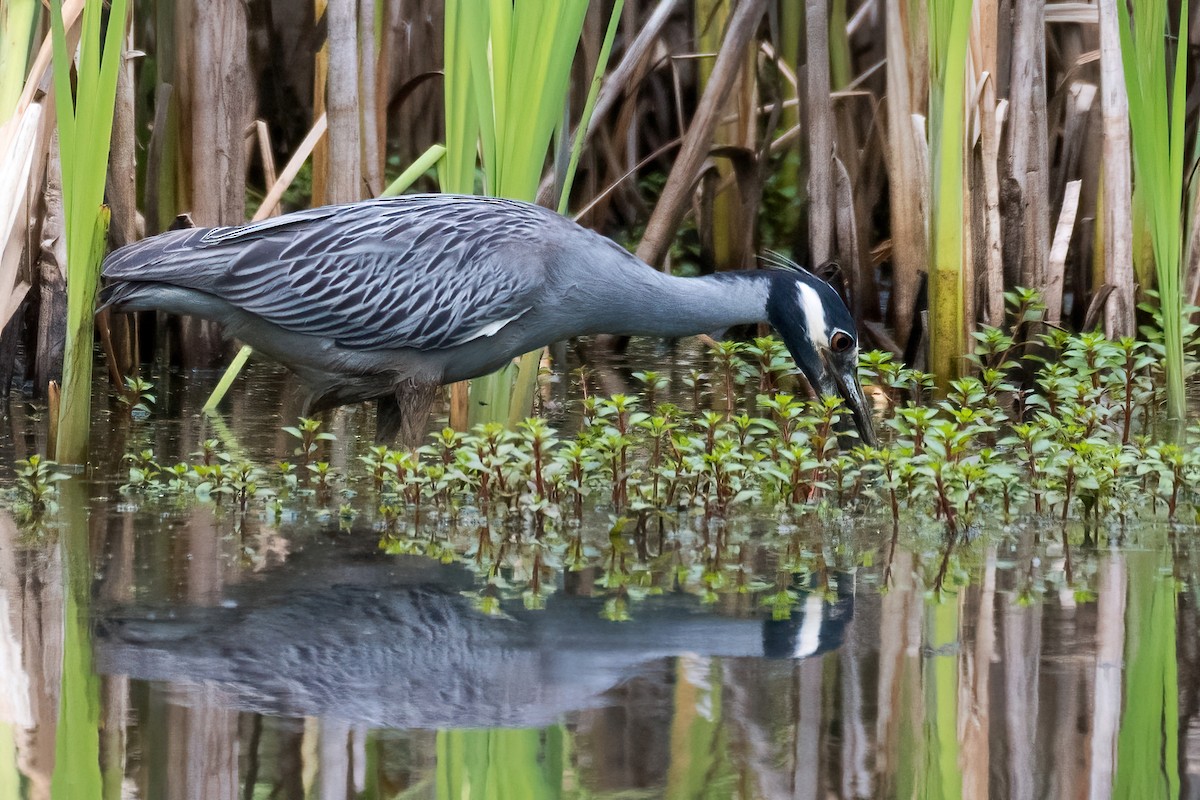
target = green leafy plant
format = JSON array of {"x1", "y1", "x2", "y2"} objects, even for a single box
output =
[
  {"x1": 15, "y1": 454, "x2": 70, "y2": 516},
  {"x1": 118, "y1": 376, "x2": 156, "y2": 418},
  {"x1": 282, "y1": 417, "x2": 336, "y2": 469}
]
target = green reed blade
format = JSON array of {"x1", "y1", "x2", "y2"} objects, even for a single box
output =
[
  {"x1": 1116, "y1": 0, "x2": 1188, "y2": 423},
  {"x1": 52, "y1": 0, "x2": 129, "y2": 463}
]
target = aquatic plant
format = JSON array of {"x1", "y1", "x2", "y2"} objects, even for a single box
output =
[
  {"x1": 14, "y1": 454, "x2": 69, "y2": 516},
  {"x1": 282, "y1": 417, "x2": 335, "y2": 470},
  {"x1": 118, "y1": 376, "x2": 155, "y2": 419}
]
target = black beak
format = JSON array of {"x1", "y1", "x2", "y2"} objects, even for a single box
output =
[{"x1": 795, "y1": 349, "x2": 877, "y2": 448}]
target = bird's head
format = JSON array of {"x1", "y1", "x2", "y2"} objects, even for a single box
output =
[{"x1": 765, "y1": 261, "x2": 877, "y2": 448}]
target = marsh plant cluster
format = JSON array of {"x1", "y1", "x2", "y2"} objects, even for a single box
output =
[{"x1": 11, "y1": 294, "x2": 1200, "y2": 616}]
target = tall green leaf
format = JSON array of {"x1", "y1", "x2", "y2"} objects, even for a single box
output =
[
  {"x1": 51, "y1": 0, "x2": 129, "y2": 463},
  {"x1": 443, "y1": 0, "x2": 623, "y2": 427},
  {"x1": 1116, "y1": 0, "x2": 1189, "y2": 423},
  {"x1": 0, "y1": 0, "x2": 38, "y2": 120}
]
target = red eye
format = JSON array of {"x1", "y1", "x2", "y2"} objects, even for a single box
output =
[{"x1": 830, "y1": 331, "x2": 853, "y2": 353}]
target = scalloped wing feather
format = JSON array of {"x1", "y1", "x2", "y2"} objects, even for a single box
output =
[{"x1": 102, "y1": 196, "x2": 554, "y2": 351}]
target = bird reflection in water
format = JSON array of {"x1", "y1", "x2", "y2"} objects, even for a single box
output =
[{"x1": 95, "y1": 551, "x2": 853, "y2": 729}]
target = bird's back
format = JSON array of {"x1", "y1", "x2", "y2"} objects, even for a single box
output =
[{"x1": 102, "y1": 195, "x2": 600, "y2": 352}]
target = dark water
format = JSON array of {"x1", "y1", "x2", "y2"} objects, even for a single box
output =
[{"x1": 0, "y1": 347, "x2": 1194, "y2": 799}]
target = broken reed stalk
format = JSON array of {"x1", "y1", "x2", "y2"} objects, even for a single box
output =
[{"x1": 1046, "y1": 180, "x2": 1082, "y2": 325}]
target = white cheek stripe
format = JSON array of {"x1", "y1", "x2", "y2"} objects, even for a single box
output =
[
  {"x1": 796, "y1": 283, "x2": 828, "y2": 347},
  {"x1": 793, "y1": 594, "x2": 825, "y2": 658}
]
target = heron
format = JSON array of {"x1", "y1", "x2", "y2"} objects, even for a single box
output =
[{"x1": 101, "y1": 194, "x2": 876, "y2": 447}]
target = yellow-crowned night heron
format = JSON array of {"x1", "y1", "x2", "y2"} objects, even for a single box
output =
[{"x1": 101, "y1": 194, "x2": 876, "y2": 447}]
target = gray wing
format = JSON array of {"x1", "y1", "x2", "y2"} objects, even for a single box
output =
[{"x1": 102, "y1": 195, "x2": 556, "y2": 351}]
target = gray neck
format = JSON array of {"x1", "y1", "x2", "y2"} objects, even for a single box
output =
[{"x1": 580, "y1": 266, "x2": 773, "y2": 339}]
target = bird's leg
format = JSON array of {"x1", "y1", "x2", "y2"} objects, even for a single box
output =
[
  {"x1": 376, "y1": 381, "x2": 439, "y2": 449},
  {"x1": 375, "y1": 396, "x2": 403, "y2": 444}
]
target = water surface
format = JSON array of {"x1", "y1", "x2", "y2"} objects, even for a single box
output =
[{"x1": 0, "y1": 349, "x2": 1192, "y2": 799}]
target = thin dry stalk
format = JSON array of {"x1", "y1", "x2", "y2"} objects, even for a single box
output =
[
  {"x1": 537, "y1": 0, "x2": 683, "y2": 207},
  {"x1": 253, "y1": 114, "x2": 328, "y2": 222},
  {"x1": 1098, "y1": 0, "x2": 1134, "y2": 335},
  {"x1": 833, "y1": 155, "x2": 864, "y2": 317},
  {"x1": 254, "y1": 120, "x2": 279, "y2": 206},
  {"x1": 37, "y1": 131, "x2": 67, "y2": 395},
  {"x1": 831, "y1": 94, "x2": 882, "y2": 317},
  {"x1": 1046, "y1": 180, "x2": 1082, "y2": 324},
  {"x1": 590, "y1": 0, "x2": 682, "y2": 139},
  {"x1": 635, "y1": 0, "x2": 769, "y2": 268}
]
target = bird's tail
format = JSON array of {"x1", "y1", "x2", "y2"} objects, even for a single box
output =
[{"x1": 97, "y1": 280, "x2": 155, "y2": 313}]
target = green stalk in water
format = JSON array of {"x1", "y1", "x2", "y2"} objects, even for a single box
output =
[
  {"x1": 1114, "y1": 552, "x2": 1179, "y2": 796},
  {"x1": 50, "y1": 0, "x2": 129, "y2": 463},
  {"x1": 436, "y1": 727, "x2": 564, "y2": 799},
  {"x1": 926, "y1": 0, "x2": 973, "y2": 390},
  {"x1": 51, "y1": 479, "x2": 103, "y2": 799}
]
